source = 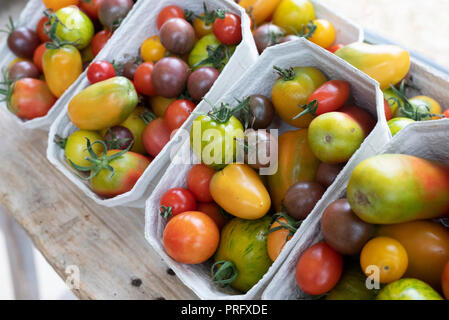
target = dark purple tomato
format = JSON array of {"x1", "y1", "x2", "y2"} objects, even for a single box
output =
[
  {"x1": 316, "y1": 163, "x2": 344, "y2": 188},
  {"x1": 247, "y1": 94, "x2": 275, "y2": 129},
  {"x1": 244, "y1": 129, "x2": 275, "y2": 169},
  {"x1": 253, "y1": 24, "x2": 285, "y2": 54},
  {"x1": 321, "y1": 199, "x2": 376, "y2": 256},
  {"x1": 152, "y1": 57, "x2": 190, "y2": 98},
  {"x1": 159, "y1": 18, "x2": 195, "y2": 55},
  {"x1": 7, "y1": 27, "x2": 40, "y2": 59},
  {"x1": 104, "y1": 125, "x2": 134, "y2": 150},
  {"x1": 8, "y1": 61, "x2": 40, "y2": 82},
  {"x1": 98, "y1": 0, "x2": 134, "y2": 30},
  {"x1": 279, "y1": 34, "x2": 301, "y2": 43},
  {"x1": 283, "y1": 182, "x2": 325, "y2": 220},
  {"x1": 187, "y1": 67, "x2": 220, "y2": 101},
  {"x1": 122, "y1": 60, "x2": 139, "y2": 80}
]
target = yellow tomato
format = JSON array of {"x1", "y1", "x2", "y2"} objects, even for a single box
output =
[
  {"x1": 409, "y1": 96, "x2": 443, "y2": 120},
  {"x1": 210, "y1": 164, "x2": 271, "y2": 220},
  {"x1": 238, "y1": 0, "x2": 281, "y2": 25},
  {"x1": 140, "y1": 36, "x2": 166, "y2": 63},
  {"x1": 65, "y1": 130, "x2": 103, "y2": 168},
  {"x1": 43, "y1": 0, "x2": 79, "y2": 11},
  {"x1": 307, "y1": 19, "x2": 335, "y2": 49},
  {"x1": 150, "y1": 96, "x2": 175, "y2": 117},
  {"x1": 360, "y1": 237, "x2": 408, "y2": 284},
  {"x1": 272, "y1": 0, "x2": 315, "y2": 35},
  {"x1": 119, "y1": 106, "x2": 148, "y2": 155},
  {"x1": 193, "y1": 15, "x2": 214, "y2": 38}
]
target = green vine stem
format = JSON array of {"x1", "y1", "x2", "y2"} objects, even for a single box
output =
[
  {"x1": 43, "y1": 10, "x2": 80, "y2": 49},
  {"x1": 273, "y1": 65, "x2": 295, "y2": 81},
  {"x1": 211, "y1": 260, "x2": 238, "y2": 288},
  {"x1": 196, "y1": 97, "x2": 250, "y2": 124},
  {"x1": 160, "y1": 206, "x2": 173, "y2": 219},
  {"x1": 265, "y1": 212, "x2": 302, "y2": 241},
  {"x1": 0, "y1": 16, "x2": 16, "y2": 34},
  {"x1": 140, "y1": 111, "x2": 157, "y2": 124},
  {"x1": 293, "y1": 99, "x2": 319, "y2": 119},
  {"x1": 192, "y1": 44, "x2": 232, "y2": 70}
]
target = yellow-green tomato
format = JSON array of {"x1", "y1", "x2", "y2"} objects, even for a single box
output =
[
  {"x1": 387, "y1": 117, "x2": 415, "y2": 136},
  {"x1": 210, "y1": 164, "x2": 271, "y2": 219},
  {"x1": 273, "y1": 0, "x2": 315, "y2": 35},
  {"x1": 53, "y1": 6, "x2": 95, "y2": 49},
  {"x1": 376, "y1": 278, "x2": 443, "y2": 300},
  {"x1": 65, "y1": 130, "x2": 103, "y2": 167}
]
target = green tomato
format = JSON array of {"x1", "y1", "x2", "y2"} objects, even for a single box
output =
[
  {"x1": 188, "y1": 34, "x2": 236, "y2": 71},
  {"x1": 54, "y1": 6, "x2": 95, "y2": 49},
  {"x1": 326, "y1": 265, "x2": 377, "y2": 300},
  {"x1": 64, "y1": 130, "x2": 103, "y2": 168},
  {"x1": 387, "y1": 117, "x2": 415, "y2": 136},
  {"x1": 376, "y1": 278, "x2": 443, "y2": 300},
  {"x1": 213, "y1": 217, "x2": 272, "y2": 293},
  {"x1": 190, "y1": 114, "x2": 244, "y2": 170}
]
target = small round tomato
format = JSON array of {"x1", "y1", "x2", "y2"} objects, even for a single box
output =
[
  {"x1": 213, "y1": 13, "x2": 242, "y2": 45},
  {"x1": 91, "y1": 29, "x2": 113, "y2": 56},
  {"x1": 328, "y1": 44, "x2": 344, "y2": 54},
  {"x1": 87, "y1": 60, "x2": 116, "y2": 84},
  {"x1": 160, "y1": 188, "x2": 197, "y2": 218},
  {"x1": 164, "y1": 99, "x2": 196, "y2": 132},
  {"x1": 295, "y1": 242, "x2": 343, "y2": 295},
  {"x1": 33, "y1": 43, "x2": 47, "y2": 72},
  {"x1": 150, "y1": 96, "x2": 176, "y2": 117},
  {"x1": 64, "y1": 130, "x2": 104, "y2": 168},
  {"x1": 272, "y1": 0, "x2": 315, "y2": 35},
  {"x1": 140, "y1": 35, "x2": 166, "y2": 63},
  {"x1": 157, "y1": 5, "x2": 185, "y2": 30},
  {"x1": 80, "y1": 0, "x2": 100, "y2": 20},
  {"x1": 142, "y1": 118, "x2": 171, "y2": 157},
  {"x1": 307, "y1": 19, "x2": 336, "y2": 49},
  {"x1": 43, "y1": 0, "x2": 79, "y2": 10},
  {"x1": 36, "y1": 16, "x2": 50, "y2": 43},
  {"x1": 193, "y1": 14, "x2": 214, "y2": 38},
  {"x1": 444, "y1": 109, "x2": 449, "y2": 118},
  {"x1": 187, "y1": 164, "x2": 215, "y2": 202},
  {"x1": 360, "y1": 236, "x2": 408, "y2": 284},
  {"x1": 196, "y1": 202, "x2": 228, "y2": 230},
  {"x1": 443, "y1": 261, "x2": 449, "y2": 299},
  {"x1": 133, "y1": 62, "x2": 156, "y2": 96}
]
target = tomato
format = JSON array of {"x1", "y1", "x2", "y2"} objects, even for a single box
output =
[
  {"x1": 347, "y1": 154, "x2": 449, "y2": 224},
  {"x1": 210, "y1": 164, "x2": 271, "y2": 220},
  {"x1": 377, "y1": 278, "x2": 443, "y2": 300},
  {"x1": 238, "y1": 0, "x2": 281, "y2": 25},
  {"x1": 36, "y1": 17, "x2": 51, "y2": 43},
  {"x1": 267, "y1": 215, "x2": 296, "y2": 262},
  {"x1": 119, "y1": 106, "x2": 147, "y2": 154},
  {"x1": 43, "y1": 0, "x2": 79, "y2": 11},
  {"x1": 43, "y1": 44, "x2": 83, "y2": 98},
  {"x1": 272, "y1": 0, "x2": 315, "y2": 35},
  {"x1": 188, "y1": 34, "x2": 235, "y2": 71},
  {"x1": 196, "y1": 202, "x2": 228, "y2": 230},
  {"x1": 408, "y1": 95, "x2": 443, "y2": 120},
  {"x1": 271, "y1": 66, "x2": 327, "y2": 128},
  {"x1": 68, "y1": 77, "x2": 138, "y2": 130},
  {"x1": 213, "y1": 216, "x2": 272, "y2": 292},
  {"x1": 384, "y1": 99, "x2": 392, "y2": 121},
  {"x1": 186, "y1": 164, "x2": 215, "y2": 202},
  {"x1": 383, "y1": 87, "x2": 402, "y2": 117},
  {"x1": 213, "y1": 13, "x2": 242, "y2": 45},
  {"x1": 268, "y1": 129, "x2": 321, "y2": 211},
  {"x1": 87, "y1": 60, "x2": 116, "y2": 84},
  {"x1": 2, "y1": 78, "x2": 56, "y2": 120},
  {"x1": 150, "y1": 96, "x2": 175, "y2": 117},
  {"x1": 142, "y1": 118, "x2": 171, "y2": 157},
  {"x1": 443, "y1": 261, "x2": 449, "y2": 299},
  {"x1": 326, "y1": 264, "x2": 377, "y2": 300},
  {"x1": 444, "y1": 109, "x2": 449, "y2": 118},
  {"x1": 33, "y1": 43, "x2": 47, "y2": 72},
  {"x1": 164, "y1": 211, "x2": 219, "y2": 264},
  {"x1": 91, "y1": 29, "x2": 112, "y2": 56},
  {"x1": 378, "y1": 221, "x2": 449, "y2": 291},
  {"x1": 295, "y1": 242, "x2": 343, "y2": 296},
  {"x1": 133, "y1": 62, "x2": 156, "y2": 96},
  {"x1": 80, "y1": 0, "x2": 100, "y2": 20},
  {"x1": 157, "y1": 5, "x2": 185, "y2": 30},
  {"x1": 328, "y1": 44, "x2": 344, "y2": 54},
  {"x1": 387, "y1": 117, "x2": 415, "y2": 136},
  {"x1": 8, "y1": 58, "x2": 30, "y2": 70},
  {"x1": 164, "y1": 99, "x2": 196, "y2": 132},
  {"x1": 160, "y1": 188, "x2": 197, "y2": 218},
  {"x1": 140, "y1": 35, "x2": 166, "y2": 63},
  {"x1": 64, "y1": 130, "x2": 103, "y2": 167},
  {"x1": 307, "y1": 19, "x2": 335, "y2": 49},
  {"x1": 193, "y1": 14, "x2": 214, "y2": 38}
]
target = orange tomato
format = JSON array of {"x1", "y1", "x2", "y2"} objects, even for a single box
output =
[
  {"x1": 239, "y1": 0, "x2": 281, "y2": 25},
  {"x1": 267, "y1": 217, "x2": 293, "y2": 261},
  {"x1": 43, "y1": 0, "x2": 80, "y2": 11},
  {"x1": 140, "y1": 36, "x2": 166, "y2": 63},
  {"x1": 307, "y1": 19, "x2": 336, "y2": 49}
]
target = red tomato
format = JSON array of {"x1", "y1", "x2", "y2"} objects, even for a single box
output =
[
  {"x1": 142, "y1": 118, "x2": 171, "y2": 157},
  {"x1": 303, "y1": 80, "x2": 350, "y2": 116},
  {"x1": 160, "y1": 187, "x2": 197, "y2": 218},
  {"x1": 187, "y1": 164, "x2": 215, "y2": 202},
  {"x1": 328, "y1": 44, "x2": 344, "y2": 54},
  {"x1": 340, "y1": 105, "x2": 376, "y2": 136},
  {"x1": 36, "y1": 16, "x2": 50, "y2": 43},
  {"x1": 196, "y1": 202, "x2": 228, "y2": 230},
  {"x1": 91, "y1": 29, "x2": 112, "y2": 56},
  {"x1": 79, "y1": 0, "x2": 100, "y2": 20},
  {"x1": 133, "y1": 62, "x2": 156, "y2": 96},
  {"x1": 87, "y1": 60, "x2": 116, "y2": 84},
  {"x1": 295, "y1": 242, "x2": 343, "y2": 295},
  {"x1": 33, "y1": 42, "x2": 47, "y2": 72},
  {"x1": 443, "y1": 260, "x2": 449, "y2": 299},
  {"x1": 163, "y1": 211, "x2": 220, "y2": 264},
  {"x1": 213, "y1": 13, "x2": 242, "y2": 45},
  {"x1": 384, "y1": 99, "x2": 392, "y2": 121},
  {"x1": 157, "y1": 5, "x2": 185, "y2": 30},
  {"x1": 163, "y1": 99, "x2": 196, "y2": 132},
  {"x1": 443, "y1": 109, "x2": 449, "y2": 118}
]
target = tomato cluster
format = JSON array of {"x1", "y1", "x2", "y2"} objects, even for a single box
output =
[{"x1": 1, "y1": 0, "x2": 135, "y2": 121}]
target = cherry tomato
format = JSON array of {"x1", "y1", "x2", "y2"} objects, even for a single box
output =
[
  {"x1": 213, "y1": 13, "x2": 242, "y2": 45},
  {"x1": 444, "y1": 109, "x2": 449, "y2": 118},
  {"x1": 443, "y1": 260, "x2": 449, "y2": 300},
  {"x1": 360, "y1": 236, "x2": 408, "y2": 284},
  {"x1": 7, "y1": 27, "x2": 40, "y2": 59},
  {"x1": 160, "y1": 18, "x2": 196, "y2": 55},
  {"x1": 80, "y1": 0, "x2": 100, "y2": 20},
  {"x1": 187, "y1": 164, "x2": 215, "y2": 202},
  {"x1": 65, "y1": 130, "x2": 104, "y2": 168},
  {"x1": 193, "y1": 14, "x2": 214, "y2": 38},
  {"x1": 303, "y1": 80, "x2": 350, "y2": 116},
  {"x1": 157, "y1": 5, "x2": 185, "y2": 30},
  {"x1": 384, "y1": 99, "x2": 392, "y2": 121},
  {"x1": 142, "y1": 118, "x2": 171, "y2": 157},
  {"x1": 87, "y1": 60, "x2": 116, "y2": 84},
  {"x1": 8, "y1": 61, "x2": 40, "y2": 82},
  {"x1": 140, "y1": 35, "x2": 166, "y2": 63},
  {"x1": 328, "y1": 44, "x2": 344, "y2": 54},
  {"x1": 163, "y1": 211, "x2": 220, "y2": 264},
  {"x1": 164, "y1": 99, "x2": 196, "y2": 132},
  {"x1": 36, "y1": 17, "x2": 51, "y2": 43},
  {"x1": 307, "y1": 19, "x2": 336, "y2": 49},
  {"x1": 43, "y1": 0, "x2": 79, "y2": 11},
  {"x1": 91, "y1": 29, "x2": 112, "y2": 56},
  {"x1": 160, "y1": 187, "x2": 197, "y2": 218},
  {"x1": 196, "y1": 202, "x2": 228, "y2": 230},
  {"x1": 133, "y1": 62, "x2": 156, "y2": 96},
  {"x1": 295, "y1": 242, "x2": 343, "y2": 295}
]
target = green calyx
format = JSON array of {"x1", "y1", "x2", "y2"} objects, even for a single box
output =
[
  {"x1": 273, "y1": 65, "x2": 295, "y2": 81},
  {"x1": 211, "y1": 260, "x2": 238, "y2": 288},
  {"x1": 160, "y1": 206, "x2": 173, "y2": 219},
  {"x1": 192, "y1": 44, "x2": 232, "y2": 70},
  {"x1": 265, "y1": 212, "x2": 302, "y2": 240},
  {"x1": 199, "y1": 97, "x2": 250, "y2": 124},
  {"x1": 44, "y1": 10, "x2": 80, "y2": 49},
  {"x1": 197, "y1": 3, "x2": 223, "y2": 25},
  {"x1": 140, "y1": 111, "x2": 157, "y2": 124},
  {"x1": 293, "y1": 99, "x2": 319, "y2": 120},
  {"x1": 295, "y1": 21, "x2": 317, "y2": 39},
  {"x1": 105, "y1": 128, "x2": 133, "y2": 150},
  {"x1": 0, "y1": 16, "x2": 16, "y2": 34},
  {"x1": 0, "y1": 71, "x2": 14, "y2": 112},
  {"x1": 54, "y1": 134, "x2": 68, "y2": 149},
  {"x1": 68, "y1": 138, "x2": 132, "y2": 181}
]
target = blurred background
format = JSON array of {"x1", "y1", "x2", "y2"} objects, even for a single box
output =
[{"x1": 0, "y1": 0, "x2": 447, "y2": 300}]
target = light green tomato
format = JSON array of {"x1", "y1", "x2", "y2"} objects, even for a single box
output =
[
  {"x1": 376, "y1": 278, "x2": 443, "y2": 300},
  {"x1": 188, "y1": 34, "x2": 236, "y2": 71},
  {"x1": 387, "y1": 117, "x2": 415, "y2": 136},
  {"x1": 54, "y1": 6, "x2": 94, "y2": 49}
]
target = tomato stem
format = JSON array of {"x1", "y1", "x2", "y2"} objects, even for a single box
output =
[
  {"x1": 0, "y1": 16, "x2": 15, "y2": 34},
  {"x1": 197, "y1": 97, "x2": 250, "y2": 124},
  {"x1": 54, "y1": 135, "x2": 68, "y2": 149},
  {"x1": 44, "y1": 10, "x2": 81, "y2": 50},
  {"x1": 211, "y1": 260, "x2": 238, "y2": 288},
  {"x1": 273, "y1": 66, "x2": 295, "y2": 81},
  {"x1": 293, "y1": 99, "x2": 319, "y2": 119},
  {"x1": 159, "y1": 206, "x2": 173, "y2": 219},
  {"x1": 191, "y1": 44, "x2": 232, "y2": 70}
]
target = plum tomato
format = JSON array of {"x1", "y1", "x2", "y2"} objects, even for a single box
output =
[
  {"x1": 253, "y1": 24, "x2": 285, "y2": 54},
  {"x1": 33, "y1": 42, "x2": 47, "y2": 72},
  {"x1": 103, "y1": 125, "x2": 134, "y2": 150},
  {"x1": 133, "y1": 62, "x2": 156, "y2": 96},
  {"x1": 8, "y1": 61, "x2": 40, "y2": 82},
  {"x1": 64, "y1": 130, "x2": 104, "y2": 168},
  {"x1": 187, "y1": 67, "x2": 220, "y2": 101},
  {"x1": 98, "y1": 0, "x2": 133, "y2": 30},
  {"x1": 160, "y1": 187, "x2": 197, "y2": 218},
  {"x1": 163, "y1": 211, "x2": 220, "y2": 264},
  {"x1": 360, "y1": 237, "x2": 408, "y2": 284},
  {"x1": 91, "y1": 30, "x2": 113, "y2": 56},
  {"x1": 187, "y1": 164, "x2": 215, "y2": 202},
  {"x1": 157, "y1": 5, "x2": 185, "y2": 30},
  {"x1": 160, "y1": 18, "x2": 196, "y2": 55},
  {"x1": 87, "y1": 60, "x2": 117, "y2": 84},
  {"x1": 164, "y1": 99, "x2": 196, "y2": 132},
  {"x1": 213, "y1": 12, "x2": 242, "y2": 45},
  {"x1": 283, "y1": 182, "x2": 325, "y2": 221},
  {"x1": 142, "y1": 117, "x2": 171, "y2": 157},
  {"x1": 7, "y1": 24, "x2": 40, "y2": 59},
  {"x1": 196, "y1": 202, "x2": 228, "y2": 231},
  {"x1": 140, "y1": 35, "x2": 166, "y2": 63},
  {"x1": 321, "y1": 199, "x2": 376, "y2": 256},
  {"x1": 36, "y1": 16, "x2": 51, "y2": 43},
  {"x1": 316, "y1": 162, "x2": 344, "y2": 188},
  {"x1": 296, "y1": 242, "x2": 343, "y2": 295},
  {"x1": 152, "y1": 57, "x2": 190, "y2": 98},
  {"x1": 245, "y1": 94, "x2": 275, "y2": 129}
]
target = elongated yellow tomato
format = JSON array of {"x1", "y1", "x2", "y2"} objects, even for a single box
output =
[
  {"x1": 68, "y1": 77, "x2": 138, "y2": 131},
  {"x1": 210, "y1": 164, "x2": 271, "y2": 219},
  {"x1": 239, "y1": 0, "x2": 281, "y2": 25},
  {"x1": 43, "y1": 45, "x2": 82, "y2": 98},
  {"x1": 335, "y1": 42, "x2": 410, "y2": 90},
  {"x1": 268, "y1": 129, "x2": 321, "y2": 210},
  {"x1": 408, "y1": 96, "x2": 442, "y2": 120},
  {"x1": 273, "y1": 0, "x2": 315, "y2": 35}
]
